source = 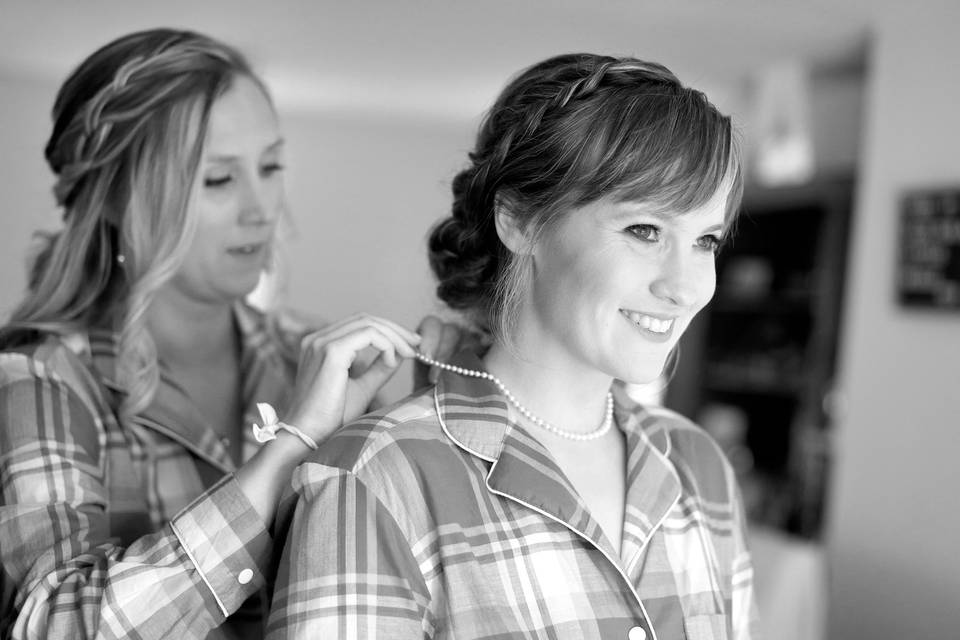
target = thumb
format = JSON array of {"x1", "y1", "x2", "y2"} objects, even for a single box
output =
[{"x1": 353, "y1": 350, "x2": 402, "y2": 399}]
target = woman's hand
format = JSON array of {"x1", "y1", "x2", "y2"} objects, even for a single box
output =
[
  {"x1": 283, "y1": 313, "x2": 421, "y2": 443},
  {"x1": 412, "y1": 316, "x2": 490, "y2": 389},
  {"x1": 412, "y1": 315, "x2": 462, "y2": 389}
]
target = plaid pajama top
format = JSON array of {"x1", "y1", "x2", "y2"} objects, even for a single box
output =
[
  {"x1": 0, "y1": 303, "x2": 303, "y2": 640},
  {"x1": 268, "y1": 351, "x2": 758, "y2": 640}
]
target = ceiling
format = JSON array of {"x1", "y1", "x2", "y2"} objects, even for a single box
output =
[{"x1": 0, "y1": 0, "x2": 874, "y2": 119}]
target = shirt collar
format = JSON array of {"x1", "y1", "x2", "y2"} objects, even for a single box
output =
[
  {"x1": 85, "y1": 301, "x2": 297, "y2": 472},
  {"x1": 434, "y1": 350, "x2": 681, "y2": 566}
]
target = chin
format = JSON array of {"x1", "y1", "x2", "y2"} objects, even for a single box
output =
[
  {"x1": 617, "y1": 370, "x2": 666, "y2": 386},
  {"x1": 609, "y1": 354, "x2": 671, "y2": 385},
  {"x1": 217, "y1": 279, "x2": 262, "y2": 303}
]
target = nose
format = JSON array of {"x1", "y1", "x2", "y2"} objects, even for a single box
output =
[
  {"x1": 237, "y1": 173, "x2": 278, "y2": 226},
  {"x1": 649, "y1": 245, "x2": 705, "y2": 308}
]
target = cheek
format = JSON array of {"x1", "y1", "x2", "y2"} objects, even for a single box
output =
[
  {"x1": 699, "y1": 262, "x2": 718, "y2": 304},
  {"x1": 559, "y1": 256, "x2": 610, "y2": 308},
  {"x1": 534, "y1": 230, "x2": 617, "y2": 321},
  {"x1": 191, "y1": 199, "x2": 233, "y2": 243},
  {"x1": 266, "y1": 178, "x2": 287, "y2": 209},
  {"x1": 178, "y1": 209, "x2": 228, "y2": 274},
  {"x1": 173, "y1": 238, "x2": 210, "y2": 288},
  {"x1": 688, "y1": 260, "x2": 718, "y2": 318},
  {"x1": 569, "y1": 257, "x2": 624, "y2": 338},
  {"x1": 185, "y1": 221, "x2": 218, "y2": 263}
]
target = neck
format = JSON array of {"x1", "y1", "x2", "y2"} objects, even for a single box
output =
[
  {"x1": 482, "y1": 339, "x2": 614, "y2": 436},
  {"x1": 147, "y1": 288, "x2": 238, "y2": 368}
]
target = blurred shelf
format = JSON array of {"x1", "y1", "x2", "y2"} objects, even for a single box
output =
[
  {"x1": 710, "y1": 298, "x2": 812, "y2": 316},
  {"x1": 704, "y1": 363, "x2": 804, "y2": 396},
  {"x1": 665, "y1": 175, "x2": 855, "y2": 540},
  {"x1": 704, "y1": 378, "x2": 803, "y2": 397}
]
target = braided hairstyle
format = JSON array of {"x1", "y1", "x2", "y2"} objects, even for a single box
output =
[
  {"x1": 0, "y1": 28, "x2": 268, "y2": 418},
  {"x1": 429, "y1": 53, "x2": 742, "y2": 344}
]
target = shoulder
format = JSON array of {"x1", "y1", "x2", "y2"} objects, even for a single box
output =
[
  {"x1": 0, "y1": 335, "x2": 107, "y2": 453},
  {"x1": 0, "y1": 333, "x2": 94, "y2": 390},
  {"x1": 634, "y1": 403, "x2": 737, "y2": 502},
  {"x1": 306, "y1": 387, "x2": 449, "y2": 476},
  {"x1": 290, "y1": 386, "x2": 462, "y2": 533}
]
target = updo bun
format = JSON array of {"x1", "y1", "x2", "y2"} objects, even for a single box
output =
[{"x1": 428, "y1": 166, "x2": 504, "y2": 327}]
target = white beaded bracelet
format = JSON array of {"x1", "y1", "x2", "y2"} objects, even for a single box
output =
[{"x1": 251, "y1": 402, "x2": 318, "y2": 451}]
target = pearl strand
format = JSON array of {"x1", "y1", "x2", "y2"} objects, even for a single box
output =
[{"x1": 415, "y1": 351, "x2": 614, "y2": 442}]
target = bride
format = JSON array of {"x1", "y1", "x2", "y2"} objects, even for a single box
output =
[{"x1": 268, "y1": 52, "x2": 757, "y2": 640}]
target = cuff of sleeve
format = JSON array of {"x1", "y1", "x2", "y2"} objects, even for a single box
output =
[{"x1": 170, "y1": 474, "x2": 271, "y2": 619}]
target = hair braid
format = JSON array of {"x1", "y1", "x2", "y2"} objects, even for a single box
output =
[{"x1": 50, "y1": 36, "x2": 225, "y2": 209}]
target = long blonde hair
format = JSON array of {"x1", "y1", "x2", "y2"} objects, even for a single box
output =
[{"x1": 0, "y1": 29, "x2": 269, "y2": 418}]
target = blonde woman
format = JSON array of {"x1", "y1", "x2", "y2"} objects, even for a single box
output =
[
  {"x1": 0, "y1": 29, "x2": 456, "y2": 639},
  {"x1": 268, "y1": 53, "x2": 758, "y2": 639}
]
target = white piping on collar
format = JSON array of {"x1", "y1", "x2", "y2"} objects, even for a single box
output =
[
  {"x1": 635, "y1": 412, "x2": 678, "y2": 472},
  {"x1": 433, "y1": 385, "x2": 498, "y2": 464},
  {"x1": 621, "y1": 407, "x2": 683, "y2": 584},
  {"x1": 432, "y1": 385, "x2": 662, "y2": 640},
  {"x1": 482, "y1": 457, "x2": 661, "y2": 640}
]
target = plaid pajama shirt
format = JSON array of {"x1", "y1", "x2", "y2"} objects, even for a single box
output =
[
  {"x1": 268, "y1": 351, "x2": 759, "y2": 640},
  {"x1": 0, "y1": 302, "x2": 303, "y2": 639}
]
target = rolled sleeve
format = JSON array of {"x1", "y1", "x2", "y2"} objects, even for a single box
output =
[
  {"x1": 0, "y1": 353, "x2": 272, "y2": 639},
  {"x1": 170, "y1": 474, "x2": 271, "y2": 619}
]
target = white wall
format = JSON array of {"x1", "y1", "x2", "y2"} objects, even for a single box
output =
[
  {"x1": 278, "y1": 111, "x2": 473, "y2": 323},
  {"x1": 277, "y1": 110, "x2": 475, "y2": 397},
  {"x1": 0, "y1": 74, "x2": 60, "y2": 320},
  {"x1": 826, "y1": 4, "x2": 960, "y2": 639},
  {"x1": 809, "y1": 71, "x2": 864, "y2": 176}
]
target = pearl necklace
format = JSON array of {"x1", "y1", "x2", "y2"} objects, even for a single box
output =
[{"x1": 415, "y1": 351, "x2": 614, "y2": 442}]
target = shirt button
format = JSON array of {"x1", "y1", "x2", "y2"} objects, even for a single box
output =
[
  {"x1": 628, "y1": 626, "x2": 647, "y2": 640},
  {"x1": 237, "y1": 568, "x2": 254, "y2": 585}
]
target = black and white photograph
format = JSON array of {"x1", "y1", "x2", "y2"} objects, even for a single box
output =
[{"x1": 0, "y1": 2, "x2": 957, "y2": 639}]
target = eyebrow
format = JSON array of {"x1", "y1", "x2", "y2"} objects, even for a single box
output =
[
  {"x1": 205, "y1": 137, "x2": 285, "y2": 162},
  {"x1": 612, "y1": 205, "x2": 725, "y2": 234}
]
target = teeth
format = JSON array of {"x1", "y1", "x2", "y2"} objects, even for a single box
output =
[{"x1": 621, "y1": 309, "x2": 674, "y2": 334}]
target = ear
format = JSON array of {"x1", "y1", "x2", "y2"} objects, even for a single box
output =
[{"x1": 493, "y1": 194, "x2": 533, "y2": 255}]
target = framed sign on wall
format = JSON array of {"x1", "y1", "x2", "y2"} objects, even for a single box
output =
[{"x1": 898, "y1": 187, "x2": 960, "y2": 309}]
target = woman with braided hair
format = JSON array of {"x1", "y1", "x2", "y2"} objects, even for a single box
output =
[
  {"x1": 0, "y1": 28, "x2": 461, "y2": 638},
  {"x1": 268, "y1": 53, "x2": 758, "y2": 639}
]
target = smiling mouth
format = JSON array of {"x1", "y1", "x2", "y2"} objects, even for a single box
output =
[
  {"x1": 227, "y1": 243, "x2": 265, "y2": 256},
  {"x1": 619, "y1": 309, "x2": 675, "y2": 334}
]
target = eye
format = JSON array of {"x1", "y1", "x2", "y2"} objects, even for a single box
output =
[
  {"x1": 204, "y1": 173, "x2": 232, "y2": 188},
  {"x1": 261, "y1": 162, "x2": 285, "y2": 178},
  {"x1": 625, "y1": 224, "x2": 660, "y2": 242},
  {"x1": 697, "y1": 234, "x2": 723, "y2": 253}
]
